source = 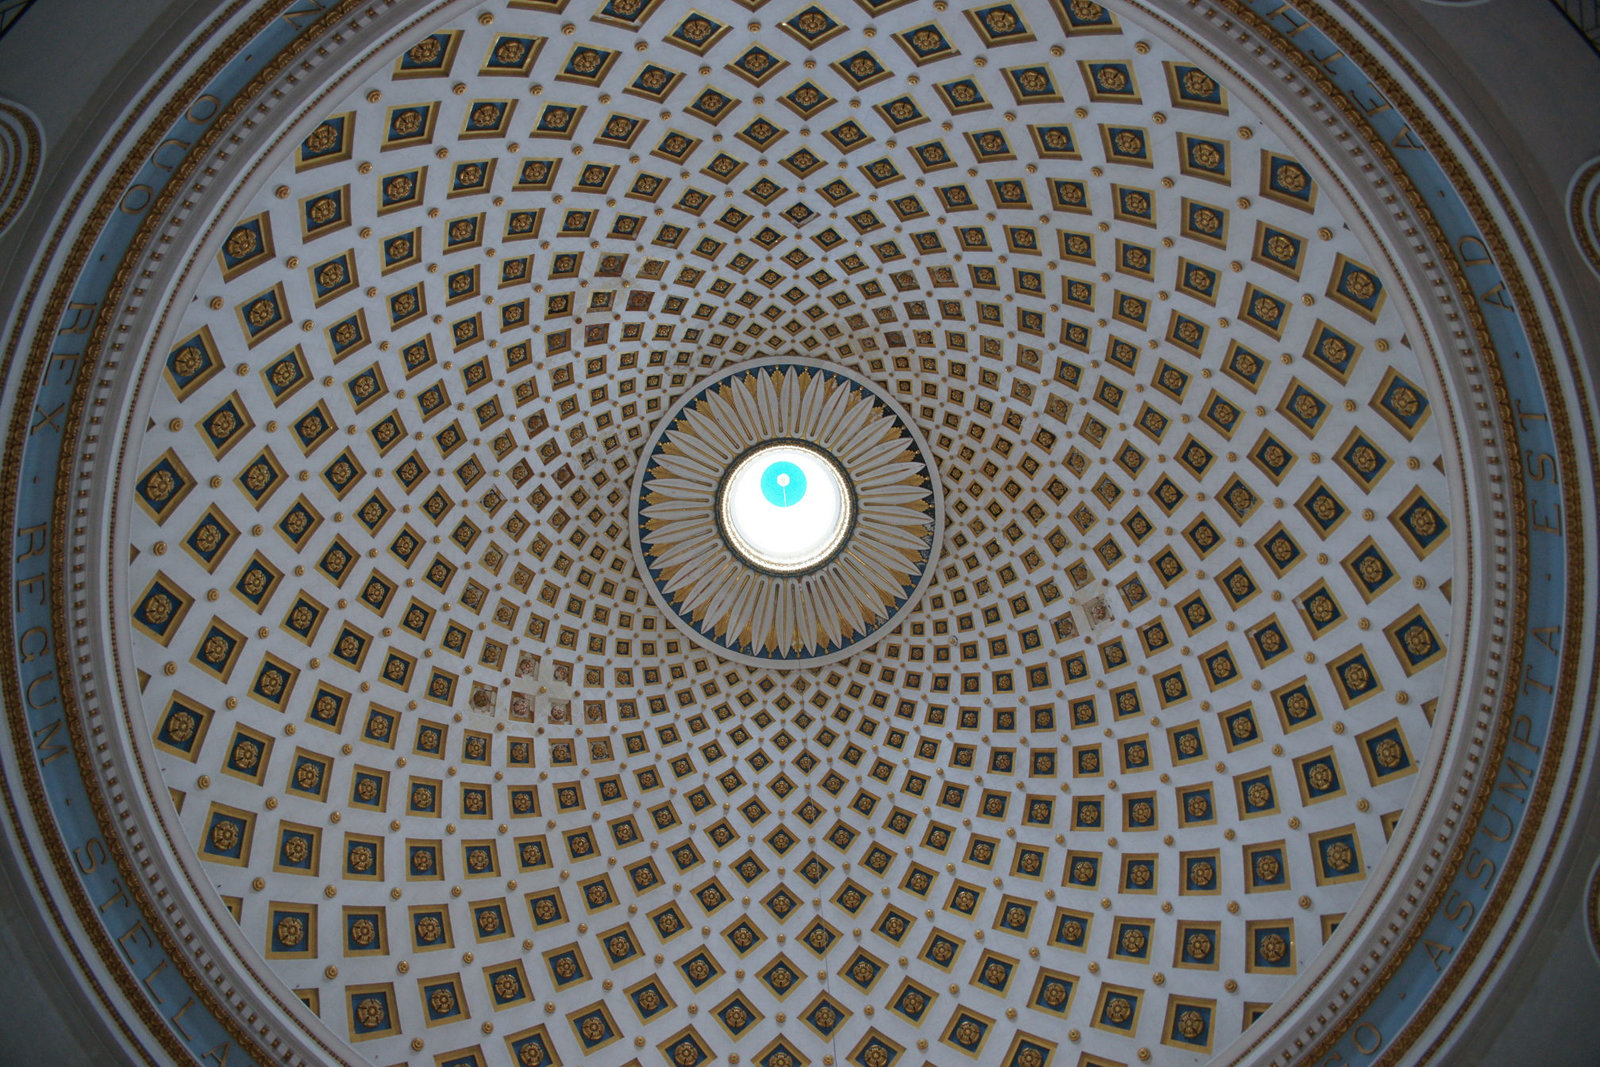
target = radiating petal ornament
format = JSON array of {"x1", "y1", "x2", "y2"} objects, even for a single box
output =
[{"x1": 632, "y1": 357, "x2": 942, "y2": 666}]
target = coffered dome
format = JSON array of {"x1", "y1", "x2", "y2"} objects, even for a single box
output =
[
  {"x1": 116, "y1": 3, "x2": 1458, "y2": 1061},
  {"x1": 2, "y1": 1, "x2": 1595, "y2": 1066}
]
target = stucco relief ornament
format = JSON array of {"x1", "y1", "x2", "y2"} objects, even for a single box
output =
[
  {"x1": 274, "y1": 916, "x2": 304, "y2": 948},
  {"x1": 281, "y1": 834, "x2": 309, "y2": 864},
  {"x1": 349, "y1": 918, "x2": 376, "y2": 948},
  {"x1": 165, "y1": 709, "x2": 195, "y2": 742},
  {"x1": 354, "y1": 998, "x2": 385, "y2": 1029},
  {"x1": 408, "y1": 37, "x2": 441, "y2": 63}
]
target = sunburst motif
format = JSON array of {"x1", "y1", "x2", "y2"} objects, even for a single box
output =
[{"x1": 633, "y1": 358, "x2": 942, "y2": 666}]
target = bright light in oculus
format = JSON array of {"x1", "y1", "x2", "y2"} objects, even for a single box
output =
[
  {"x1": 761, "y1": 460, "x2": 806, "y2": 507},
  {"x1": 719, "y1": 444, "x2": 851, "y2": 573}
]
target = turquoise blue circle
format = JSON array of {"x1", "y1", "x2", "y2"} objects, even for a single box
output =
[{"x1": 760, "y1": 460, "x2": 806, "y2": 507}]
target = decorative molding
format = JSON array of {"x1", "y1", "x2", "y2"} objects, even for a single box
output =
[
  {"x1": 1570, "y1": 155, "x2": 1600, "y2": 282},
  {"x1": 0, "y1": 98, "x2": 41, "y2": 237}
]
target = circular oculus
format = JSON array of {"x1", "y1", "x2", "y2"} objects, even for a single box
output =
[
  {"x1": 631, "y1": 358, "x2": 942, "y2": 667},
  {"x1": 718, "y1": 444, "x2": 853, "y2": 573}
]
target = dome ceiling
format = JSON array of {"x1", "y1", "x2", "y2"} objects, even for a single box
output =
[{"x1": 91, "y1": 0, "x2": 1473, "y2": 1064}]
